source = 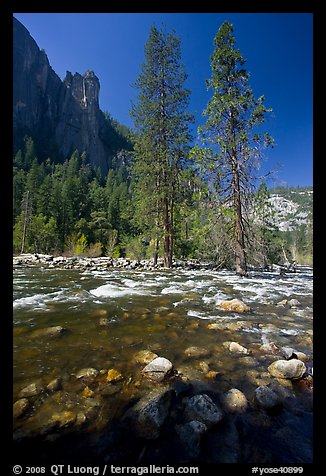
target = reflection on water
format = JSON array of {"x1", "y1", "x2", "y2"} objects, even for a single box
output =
[{"x1": 13, "y1": 265, "x2": 313, "y2": 463}]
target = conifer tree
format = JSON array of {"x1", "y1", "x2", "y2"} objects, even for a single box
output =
[
  {"x1": 191, "y1": 21, "x2": 274, "y2": 275},
  {"x1": 131, "y1": 25, "x2": 193, "y2": 267}
]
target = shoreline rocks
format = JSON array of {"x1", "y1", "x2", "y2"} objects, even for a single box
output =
[{"x1": 13, "y1": 254, "x2": 225, "y2": 272}]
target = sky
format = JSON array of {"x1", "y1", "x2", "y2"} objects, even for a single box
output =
[{"x1": 13, "y1": 12, "x2": 313, "y2": 188}]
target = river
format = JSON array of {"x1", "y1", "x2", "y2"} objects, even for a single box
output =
[{"x1": 13, "y1": 264, "x2": 313, "y2": 464}]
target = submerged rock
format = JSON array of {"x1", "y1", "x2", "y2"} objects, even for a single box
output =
[
  {"x1": 255, "y1": 385, "x2": 282, "y2": 409},
  {"x1": 46, "y1": 378, "x2": 62, "y2": 393},
  {"x1": 30, "y1": 326, "x2": 67, "y2": 339},
  {"x1": 183, "y1": 394, "x2": 223, "y2": 428},
  {"x1": 99, "y1": 317, "x2": 110, "y2": 327},
  {"x1": 106, "y1": 369, "x2": 123, "y2": 383},
  {"x1": 219, "y1": 299, "x2": 251, "y2": 313},
  {"x1": 175, "y1": 420, "x2": 207, "y2": 459},
  {"x1": 229, "y1": 342, "x2": 249, "y2": 354},
  {"x1": 50, "y1": 410, "x2": 77, "y2": 429},
  {"x1": 76, "y1": 368, "x2": 99, "y2": 379},
  {"x1": 260, "y1": 342, "x2": 280, "y2": 355},
  {"x1": 19, "y1": 381, "x2": 44, "y2": 398},
  {"x1": 223, "y1": 388, "x2": 248, "y2": 413},
  {"x1": 268, "y1": 359, "x2": 306, "y2": 380},
  {"x1": 142, "y1": 357, "x2": 173, "y2": 382},
  {"x1": 123, "y1": 388, "x2": 174, "y2": 439},
  {"x1": 184, "y1": 346, "x2": 210, "y2": 358},
  {"x1": 13, "y1": 398, "x2": 30, "y2": 418},
  {"x1": 81, "y1": 386, "x2": 94, "y2": 398},
  {"x1": 133, "y1": 350, "x2": 158, "y2": 365}
]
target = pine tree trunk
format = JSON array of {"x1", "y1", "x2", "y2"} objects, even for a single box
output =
[
  {"x1": 153, "y1": 238, "x2": 159, "y2": 266},
  {"x1": 163, "y1": 195, "x2": 172, "y2": 268},
  {"x1": 233, "y1": 163, "x2": 247, "y2": 276}
]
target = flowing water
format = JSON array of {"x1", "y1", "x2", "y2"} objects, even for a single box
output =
[{"x1": 13, "y1": 264, "x2": 313, "y2": 463}]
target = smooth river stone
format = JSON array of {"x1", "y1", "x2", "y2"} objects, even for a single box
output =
[
  {"x1": 268, "y1": 359, "x2": 306, "y2": 379},
  {"x1": 142, "y1": 357, "x2": 173, "y2": 382}
]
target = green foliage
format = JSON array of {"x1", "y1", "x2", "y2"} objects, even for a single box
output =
[
  {"x1": 74, "y1": 234, "x2": 88, "y2": 256},
  {"x1": 131, "y1": 25, "x2": 194, "y2": 267}
]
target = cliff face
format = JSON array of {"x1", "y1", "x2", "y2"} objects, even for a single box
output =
[{"x1": 13, "y1": 17, "x2": 111, "y2": 172}]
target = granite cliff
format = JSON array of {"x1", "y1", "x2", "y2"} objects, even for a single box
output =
[{"x1": 13, "y1": 17, "x2": 124, "y2": 173}]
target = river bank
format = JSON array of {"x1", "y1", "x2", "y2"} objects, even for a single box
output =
[{"x1": 13, "y1": 263, "x2": 313, "y2": 464}]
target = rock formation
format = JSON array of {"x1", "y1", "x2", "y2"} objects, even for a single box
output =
[{"x1": 13, "y1": 17, "x2": 122, "y2": 173}]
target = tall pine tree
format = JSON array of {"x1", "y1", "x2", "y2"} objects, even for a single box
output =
[
  {"x1": 131, "y1": 25, "x2": 193, "y2": 267},
  {"x1": 192, "y1": 21, "x2": 274, "y2": 275}
]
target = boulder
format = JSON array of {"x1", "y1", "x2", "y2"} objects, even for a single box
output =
[
  {"x1": 123, "y1": 388, "x2": 174, "y2": 439},
  {"x1": 268, "y1": 359, "x2": 306, "y2": 380},
  {"x1": 142, "y1": 357, "x2": 173, "y2": 382},
  {"x1": 255, "y1": 385, "x2": 282, "y2": 409},
  {"x1": 13, "y1": 398, "x2": 30, "y2": 418},
  {"x1": 184, "y1": 346, "x2": 211, "y2": 358},
  {"x1": 183, "y1": 394, "x2": 223, "y2": 428},
  {"x1": 219, "y1": 299, "x2": 251, "y2": 313},
  {"x1": 223, "y1": 388, "x2": 248, "y2": 413},
  {"x1": 229, "y1": 342, "x2": 248, "y2": 354}
]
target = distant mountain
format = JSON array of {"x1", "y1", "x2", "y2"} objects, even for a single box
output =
[
  {"x1": 268, "y1": 186, "x2": 313, "y2": 232},
  {"x1": 13, "y1": 17, "x2": 131, "y2": 172}
]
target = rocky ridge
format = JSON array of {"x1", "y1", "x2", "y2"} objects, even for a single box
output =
[{"x1": 13, "y1": 17, "x2": 120, "y2": 173}]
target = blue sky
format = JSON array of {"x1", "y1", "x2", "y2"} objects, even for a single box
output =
[{"x1": 13, "y1": 13, "x2": 313, "y2": 187}]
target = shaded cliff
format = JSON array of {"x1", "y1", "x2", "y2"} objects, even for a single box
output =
[{"x1": 13, "y1": 17, "x2": 128, "y2": 172}]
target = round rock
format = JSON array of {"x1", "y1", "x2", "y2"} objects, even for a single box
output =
[
  {"x1": 268, "y1": 359, "x2": 306, "y2": 380},
  {"x1": 142, "y1": 357, "x2": 173, "y2": 382},
  {"x1": 223, "y1": 388, "x2": 248, "y2": 413},
  {"x1": 255, "y1": 385, "x2": 282, "y2": 409},
  {"x1": 183, "y1": 394, "x2": 223, "y2": 428}
]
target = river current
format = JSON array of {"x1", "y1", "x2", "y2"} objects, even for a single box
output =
[{"x1": 13, "y1": 264, "x2": 313, "y2": 464}]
